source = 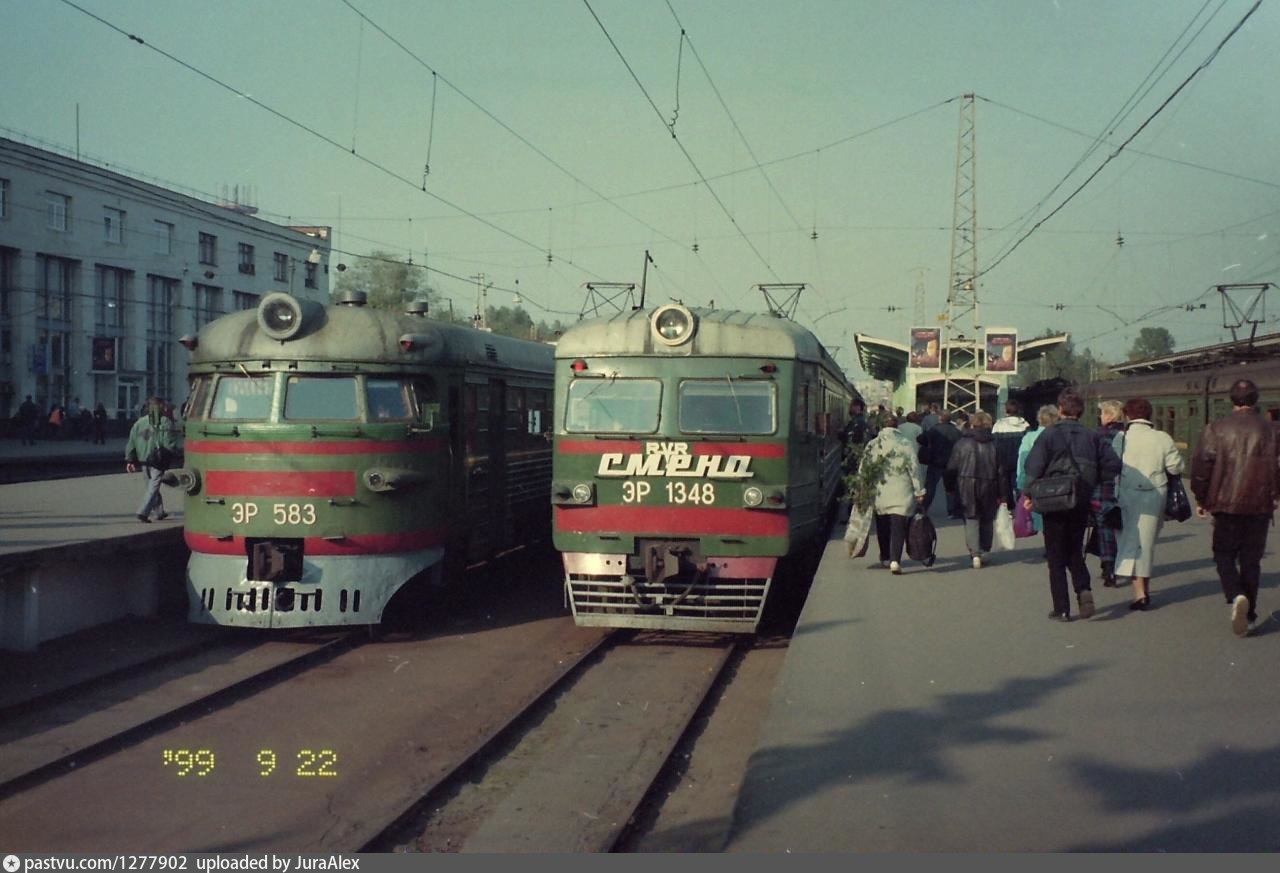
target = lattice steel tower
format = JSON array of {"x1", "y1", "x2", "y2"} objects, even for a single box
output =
[{"x1": 942, "y1": 94, "x2": 981, "y2": 414}]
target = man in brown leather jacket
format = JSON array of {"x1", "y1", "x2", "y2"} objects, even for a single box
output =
[{"x1": 1190, "y1": 379, "x2": 1280, "y2": 637}]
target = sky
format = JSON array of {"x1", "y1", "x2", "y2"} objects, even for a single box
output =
[{"x1": 3, "y1": 0, "x2": 1278, "y2": 376}]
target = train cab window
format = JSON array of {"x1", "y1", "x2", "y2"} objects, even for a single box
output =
[
  {"x1": 679, "y1": 379, "x2": 775, "y2": 435},
  {"x1": 185, "y1": 375, "x2": 212, "y2": 420},
  {"x1": 284, "y1": 375, "x2": 358, "y2": 421},
  {"x1": 209, "y1": 375, "x2": 274, "y2": 421},
  {"x1": 366, "y1": 378, "x2": 413, "y2": 421},
  {"x1": 566, "y1": 378, "x2": 661, "y2": 434}
]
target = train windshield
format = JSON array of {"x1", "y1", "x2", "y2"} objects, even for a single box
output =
[
  {"x1": 284, "y1": 375, "x2": 359, "y2": 421},
  {"x1": 209, "y1": 375, "x2": 274, "y2": 421},
  {"x1": 366, "y1": 378, "x2": 415, "y2": 421},
  {"x1": 565, "y1": 378, "x2": 661, "y2": 434},
  {"x1": 679, "y1": 378, "x2": 776, "y2": 434},
  {"x1": 185, "y1": 375, "x2": 212, "y2": 420}
]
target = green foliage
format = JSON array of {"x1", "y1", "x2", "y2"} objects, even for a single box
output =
[
  {"x1": 842, "y1": 442, "x2": 914, "y2": 514},
  {"x1": 332, "y1": 250, "x2": 437, "y2": 310},
  {"x1": 1010, "y1": 327, "x2": 1113, "y2": 386},
  {"x1": 1128, "y1": 326, "x2": 1176, "y2": 362}
]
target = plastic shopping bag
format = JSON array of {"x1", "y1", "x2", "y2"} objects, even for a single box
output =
[
  {"x1": 844, "y1": 506, "x2": 873, "y2": 558},
  {"x1": 993, "y1": 504, "x2": 1016, "y2": 552},
  {"x1": 1013, "y1": 496, "x2": 1036, "y2": 538}
]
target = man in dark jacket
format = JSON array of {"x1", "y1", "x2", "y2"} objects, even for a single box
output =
[
  {"x1": 1190, "y1": 379, "x2": 1280, "y2": 637},
  {"x1": 918, "y1": 411, "x2": 962, "y2": 517},
  {"x1": 1024, "y1": 388, "x2": 1122, "y2": 622},
  {"x1": 947, "y1": 411, "x2": 1002, "y2": 567}
]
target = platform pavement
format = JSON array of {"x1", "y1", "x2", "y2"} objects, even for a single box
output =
[
  {"x1": 0, "y1": 472, "x2": 184, "y2": 557},
  {"x1": 727, "y1": 512, "x2": 1280, "y2": 852},
  {"x1": 0, "y1": 435, "x2": 128, "y2": 462}
]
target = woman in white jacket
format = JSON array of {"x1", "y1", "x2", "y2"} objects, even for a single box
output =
[
  {"x1": 865, "y1": 417, "x2": 925, "y2": 574},
  {"x1": 1115, "y1": 397, "x2": 1185, "y2": 609}
]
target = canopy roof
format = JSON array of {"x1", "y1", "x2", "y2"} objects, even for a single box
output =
[{"x1": 854, "y1": 333, "x2": 1069, "y2": 385}]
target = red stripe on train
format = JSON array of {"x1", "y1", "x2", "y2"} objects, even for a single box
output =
[
  {"x1": 205, "y1": 470, "x2": 356, "y2": 497},
  {"x1": 185, "y1": 529, "x2": 445, "y2": 556},
  {"x1": 554, "y1": 505, "x2": 788, "y2": 536},
  {"x1": 556, "y1": 439, "x2": 785, "y2": 458},
  {"x1": 186, "y1": 439, "x2": 446, "y2": 455}
]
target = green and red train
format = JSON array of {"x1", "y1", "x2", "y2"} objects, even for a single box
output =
[
  {"x1": 551, "y1": 303, "x2": 855, "y2": 633},
  {"x1": 172, "y1": 290, "x2": 553, "y2": 628}
]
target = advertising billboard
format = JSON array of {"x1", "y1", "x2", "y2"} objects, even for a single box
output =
[
  {"x1": 907, "y1": 327, "x2": 942, "y2": 372},
  {"x1": 984, "y1": 328, "x2": 1018, "y2": 374},
  {"x1": 91, "y1": 337, "x2": 117, "y2": 373}
]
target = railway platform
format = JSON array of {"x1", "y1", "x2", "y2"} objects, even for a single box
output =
[
  {"x1": 0, "y1": 469, "x2": 187, "y2": 651},
  {"x1": 727, "y1": 513, "x2": 1280, "y2": 852}
]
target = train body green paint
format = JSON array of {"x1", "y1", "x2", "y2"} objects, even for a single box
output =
[
  {"x1": 552, "y1": 305, "x2": 855, "y2": 633},
  {"x1": 177, "y1": 292, "x2": 554, "y2": 628}
]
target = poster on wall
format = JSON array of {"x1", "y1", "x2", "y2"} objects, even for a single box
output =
[
  {"x1": 91, "y1": 337, "x2": 117, "y2": 373},
  {"x1": 907, "y1": 327, "x2": 942, "y2": 372},
  {"x1": 984, "y1": 328, "x2": 1018, "y2": 374}
]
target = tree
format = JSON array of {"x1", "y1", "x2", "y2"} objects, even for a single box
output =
[
  {"x1": 1013, "y1": 327, "x2": 1114, "y2": 386},
  {"x1": 1127, "y1": 326, "x2": 1175, "y2": 361},
  {"x1": 331, "y1": 250, "x2": 438, "y2": 311}
]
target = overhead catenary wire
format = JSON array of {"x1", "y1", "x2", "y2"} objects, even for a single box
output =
[{"x1": 974, "y1": 0, "x2": 1263, "y2": 283}]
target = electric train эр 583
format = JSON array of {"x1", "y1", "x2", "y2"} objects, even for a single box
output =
[
  {"x1": 171, "y1": 290, "x2": 554, "y2": 628},
  {"x1": 550, "y1": 303, "x2": 854, "y2": 633}
]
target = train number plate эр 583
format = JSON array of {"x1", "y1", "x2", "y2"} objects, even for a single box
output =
[{"x1": 230, "y1": 502, "x2": 317, "y2": 526}]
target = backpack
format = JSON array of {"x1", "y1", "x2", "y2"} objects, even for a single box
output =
[{"x1": 906, "y1": 511, "x2": 937, "y2": 566}]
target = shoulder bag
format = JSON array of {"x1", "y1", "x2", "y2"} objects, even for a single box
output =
[{"x1": 1025, "y1": 434, "x2": 1084, "y2": 514}]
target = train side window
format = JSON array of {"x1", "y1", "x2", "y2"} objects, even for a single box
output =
[
  {"x1": 209, "y1": 374, "x2": 274, "y2": 421},
  {"x1": 366, "y1": 378, "x2": 413, "y2": 421},
  {"x1": 185, "y1": 375, "x2": 212, "y2": 421},
  {"x1": 465, "y1": 385, "x2": 481, "y2": 454},
  {"x1": 1167, "y1": 407, "x2": 1177, "y2": 435},
  {"x1": 411, "y1": 378, "x2": 440, "y2": 428},
  {"x1": 284, "y1": 376, "x2": 358, "y2": 421}
]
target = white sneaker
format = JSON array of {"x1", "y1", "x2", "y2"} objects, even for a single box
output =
[
  {"x1": 1231, "y1": 595, "x2": 1249, "y2": 637},
  {"x1": 972, "y1": 555, "x2": 982, "y2": 570},
  {"x1": 889, "y1": 561, "x2": 902, "y2": 575}
]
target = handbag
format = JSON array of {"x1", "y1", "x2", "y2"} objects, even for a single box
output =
[
  {"x1": 1165, "y1": 473, "x2": 1192, "y2": 523},
  {"x1": 1025, "y1": 445, "x2": 1083, "y2": 514},
  {"x1": 992, "y1": 504, "x2": 1016, "y2": 552}
]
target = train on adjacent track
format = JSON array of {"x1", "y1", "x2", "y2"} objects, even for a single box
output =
[
  {"x1": 1081, "y1": 357, "x2": 1280, "y2": 453},
  {"x1": 550, "y1": 303, "x2": 855, "y2": 633},
  {"x1": 170, "y1": 290, "x2": 554, "y2": 628}
]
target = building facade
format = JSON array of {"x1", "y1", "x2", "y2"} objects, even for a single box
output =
[{"x1": 0, "y1": 137, "x2": 330, "y2": 425}]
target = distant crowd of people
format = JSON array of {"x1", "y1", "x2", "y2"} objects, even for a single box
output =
[
  {"x1": 14, "y1": 395, "x2": 111, "y2": 445},
  {"x1": 845, "y1": 378, "x2": 1279, "y2": 637}
]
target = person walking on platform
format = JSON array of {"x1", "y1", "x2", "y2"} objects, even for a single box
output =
[
  {"x1": 1190, "y1": 379, "x2": 1280, "y2": 637},
  {"x1": 1114, "y1": 397, "x2": 1183, "y2": 610},
  {"x1": 125, "y1": 396, "x2": 179, "y2": 523},
  {"x1": 921, "y1": 402, "x2": 940, "y2": 432},
  {"x1": 863, "y1": 415, "x2": 924, "y2": 574},
  {"x1": 47, "y1": 403, "x2": 64, "y2": 440},
  {"x1": 948, "y1": 410, "x2": 1002, "y2": 568},
  {"x1": 898, "y1": 410, "x2": 925, "y2": 488},
  {"x1": 1024, "y1": 389, "x2": 1122, "y2": 622},
  {"x1": 93, "y1": 402, "x2": 108, "y2": 444},
  {"x1": 1088, "y1": 400, "x2": 1126, "y2": 587},
  {"x1": 17, "y1": 394, "x2": 38, "y2": 446},
  {"x1": 1017, "y1": 405, "x2": 1060, "y2": 536},
  {"x1": 919, "y1": 411, "x2": 962, "y2": 517},
  {"x1": 993, "y1": 399, "x2": 1030, "y2": 508}
]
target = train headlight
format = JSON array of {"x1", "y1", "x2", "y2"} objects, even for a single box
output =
[
  {"x1": 572, "y1": 483, "x2": 594, "y2": 504},
  {"x1": 651, "y1": 303, "x2": 696, "y2": 347},
  {"x1": 743, "y1": 486, "x2": 764, "y2": 507},
  {"x1": 257, "y1": 292, "x2": 305, "y2": 341}
]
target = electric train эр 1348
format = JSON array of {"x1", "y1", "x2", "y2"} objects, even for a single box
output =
[
  {"x1": 551, "y1": 303, "x2": 854, "y2": 633},
  {"x1": 171, "y1": 290, "x2": 554, "y2": 628}
]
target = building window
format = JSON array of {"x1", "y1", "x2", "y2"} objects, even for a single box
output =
[
  {"x1": 1, "y1": 247, "x2": 14, "y2": 318},
  {"x1": 37, "y1": 254, "x2": 75, "y2": 322},
  {"x1": 304, "y1": 261, "x2": 317, "y2": 289},
  {"x1": 233, "y1": 290, "x2": 260, "y2": 311},
  {"x1": 0, "y1": 178, "x2": 8, "y2": 219},
  {"x1": 103, "y1": 207, "x2": 125, "y2": 244},
  {"x1": 154, "y1": 220, "x2": 174, "y2": 255},
  {"x1": 238, "y1": 243, "x2": 255, "y2": 275},
  {"x1": 194, "y1": 283, "x2": 223, "y2": 328},
  {"x1": 273, "y1": 252, "x2": 288, "y2": 282},
  {"x1": 96, "y1": 265, "x2": 130, "y2": 329},
  {"x1": 146, "y1": 341, "x2": 172, "y2": 402},
  {"x1": 199, "y1": 232, "x2": 217, "y2": 266},
  {"x1": 147, "y1": 275, "x2": 177, "y2": 335},
  {"x1": 46, "y1": 192, "x2": 70, "y2": 232}
]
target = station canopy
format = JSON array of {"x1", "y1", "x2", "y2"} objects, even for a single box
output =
[
  {"x1": 854, "y1": 332, "x2": 1069, "y2": 385},
  {"x1": 1109, "y1": 331, "x2": 1280, "y2": 375}
]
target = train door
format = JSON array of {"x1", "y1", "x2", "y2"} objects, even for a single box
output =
[
  {"x1": 462, "y1": 378, "x2": 508, "y2": 561},
  {"x1": 487, "y1": 379, "x2": 510, "y2": 550}
]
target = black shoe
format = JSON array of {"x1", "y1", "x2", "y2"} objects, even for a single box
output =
[
  {"x1": 1129, "y1": 596, "x2": 1149, "y2": 611},
  {"x1": 136, "y1": 514, "x2": 151, "y2": 523},
  {"x1": 156, "y1": 512, "x2": 168, "y2": 521},
  {"x1": 1047, "y1": 611, "x2": 1071, "y2": 622},
  {"x1": 1102, "y1": 573, "x2": 1117, "y2": 588}
]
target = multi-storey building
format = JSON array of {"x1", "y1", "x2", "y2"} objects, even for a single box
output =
[{"x1": 0, "y1": 136, "x2": 330, "y2": 425}]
